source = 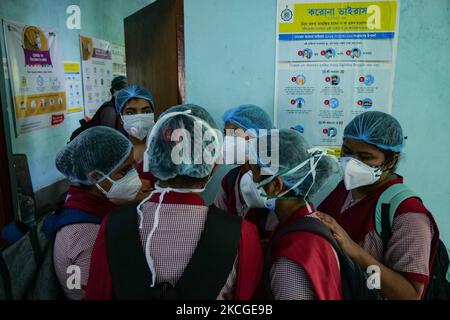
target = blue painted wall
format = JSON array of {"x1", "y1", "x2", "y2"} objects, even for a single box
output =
[{"x1": 184, "y1": 0, "x2": 450, "y2": 245}]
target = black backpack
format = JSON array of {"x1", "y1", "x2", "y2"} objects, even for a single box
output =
[
  {"x1": 68, "y1": 101, "x2": 120, "y2": 142},
  {"x1": 374, "y1": 184, "x2": 450, "y2": 300},
  {"x1": 0, "y1": 209, "x2": 102, "y2": 300},
  {"x1": 105, "y1": 204, "x2": 242, "y2": 300},
  {"x1": 264, "y1": 216, "x2": 380, "y2": 300},
  {"x1": 68, "y1": 118, "x2": 94, "y2": 142}
]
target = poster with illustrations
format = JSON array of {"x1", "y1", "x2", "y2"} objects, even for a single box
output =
[
  {"x1": 64, "y1": 61, "x2": 83, "y2": 114},
  {"x1": 80, "y1": 35, "x2": 113, "y2": 119},
  {"x1": 275, "y1": 0, "x2": 400, "y2": 155},
  {"x1": 3, "y1": 19, "x2": 66, "y2": 135},
  {"x1": 112, "y1": 42, "x2": 126, "y2": 77}
]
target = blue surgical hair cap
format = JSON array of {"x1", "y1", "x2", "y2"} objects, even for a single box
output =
[
  {"x1": 115, "y1": 85, "x2": 155, "y2": 114},
  {"x1": 343, "y1": 111, "x2": 404, "y2": 152},
  {"x1": 145, "y1": 104, "x2": 221, "y2": 181},
  {"x1": 222, "y1": 104, "x2": 274, "y2": 136},
  {"x1": 56, "y1": 126, "x2": 132, "y2": 185}
]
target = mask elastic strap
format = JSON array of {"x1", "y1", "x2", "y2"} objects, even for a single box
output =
[
  {"x1": 257, "y1": 152, "x2": 317, "y2": 189},
  {"x1": 137, "y1": 188, "x2": 156, "y2": 229},
  {"x1": 95, "y1": 183, "x2": 109, "y2": 196},
  {"x1": 140, "y1": 176, "x2": 212, "y2": 288},
  {"x1": 95, "y1": 171, "x2": 116, "y2": 196},
  {"x1": 136, "y1": 191, "x2": 158, "y2": 289},
  {"x1": 302, "y1": 152, "x2": 325, "y2": 213},
  {"x1": 277, "y1": 156, "x2": 315, "y2": 199},
  {"x1": 273, "y1": 151, "x2": 325, "y2": 209},
  {"x1": 96, "y1": 167, "x2": 139, "y2": 196},
  {"x1": 257, "y1": 174, "x2": 276, "y2": 189},
  {"x1": 95, "y1": 169, "x2": 113, "y2": 184},
  {"x1": 304, "y1": 161, "x2": 318, "y2": 214},
  {"x1": 144, "y1": 188, "x2": 167, "y2": 288},
  {"x1": 154, "y1": 185, "x2": 207, "y2": 194}
]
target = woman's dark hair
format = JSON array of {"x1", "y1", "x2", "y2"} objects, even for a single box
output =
[
  {"x1": 380, "y1": 148, "x2": 400, "y2": 172},
  {"x1": 163, "y1": 175, "x2": 210, "y2": 189}
]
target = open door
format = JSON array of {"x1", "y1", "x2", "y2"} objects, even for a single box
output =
[{"x1": 124, "y1": 0, "x2": 185, "y2": 117}]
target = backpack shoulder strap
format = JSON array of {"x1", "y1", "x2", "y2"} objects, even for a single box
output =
[
  {"x1": 271, "y1": 217, "x2": 337, "y2": 246},
  {"x1": 51, "y1": 208, "x2": 102, "y2": 234},
  {"x1": 264, "y1": 216, "x2": 360, "y2": 300},
  {"x1": 88, "y1": 103, "x2": 107, "y2": 125},
  {"x1": 374, "y1": 184, "x2": 418, "y2": 248},
  {"x1": 175, "y1": 205, "x2": 242, "y2": 300},
  {"x1": 1, "y1": 220, "x2": 31, "y2": 245},
  {"x1": 250, "y1": 208, "x2": 271, "y2": 237},
  {"x1": 225, "y1": 167, "x2": 241, "y2": 198},
  {"x1": 40, "y1": 208, "x2": 103, "y2": 238},
  {"x1": 105, "y1": 204, "x2": 151, "y2": 300}
]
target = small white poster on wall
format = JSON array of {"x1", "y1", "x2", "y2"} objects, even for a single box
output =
[
  {"x1": 112, "y1": 42, "x2": 126, "y2": 77},
  {"x1": 80, "y1": 35, "x2": 113, "y2": 119},
  {"x1": 64, "y1": 61, "x2": 84, "y2": 114}
]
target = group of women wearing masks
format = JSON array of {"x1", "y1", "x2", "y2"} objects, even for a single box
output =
[{"x1": 53, "y1": 84, "x2": 439, "y2": 300}]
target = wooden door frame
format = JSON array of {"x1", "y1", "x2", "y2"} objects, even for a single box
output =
[
  {"x1": 176, "y1": 0, "x2": 186, "y2": 104},
  {"x1": 0, "y1": 92, "x2": 14, "y2": 229}
]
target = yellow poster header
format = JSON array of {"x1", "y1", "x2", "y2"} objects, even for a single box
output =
[
  {"x1": 64, "y1": 62, "x2": 80, "y2": 73},
  {"x1": 279, "y1": 1, "x2": 397, "y2": 33}
]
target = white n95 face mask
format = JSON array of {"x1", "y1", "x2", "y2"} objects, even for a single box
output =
[
  {"x1": 222, "y1": 135, "x2": 248, "y2": 165},
  {"x1": 339, "y1": 157, "x2": 383, "y2": 190},
  {"x1": 96, "y1": 168, "x2": 142, "y2": 201},
  {"x1": 239, "y1": 171, "x2": 269, "y2": 209},
  {"x1": 122, "y1": 113, "x2": 155, "y2": 141}
]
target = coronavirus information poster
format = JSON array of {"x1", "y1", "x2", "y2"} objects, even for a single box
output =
[
  {"x1": 3, "y1": 19, "x2": 66, "y2": 135},
  {"x1": 275, "y1": 0, "x2": 400, "y2": 153}
]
